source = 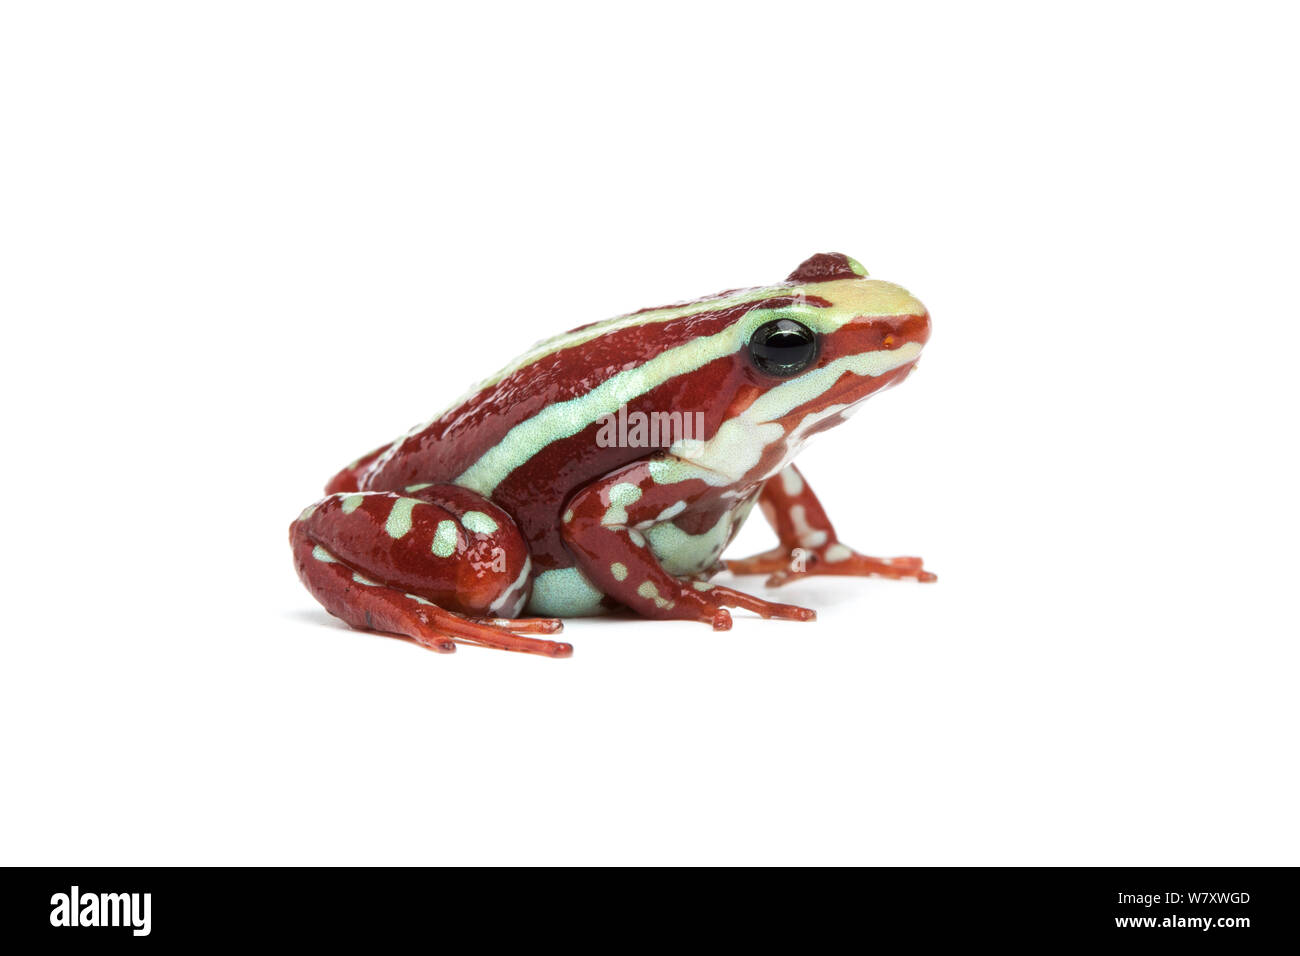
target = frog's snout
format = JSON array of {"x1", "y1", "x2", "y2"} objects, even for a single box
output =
[{"x1": 858, "y1": 305, "x2": 931, "y2": 356}]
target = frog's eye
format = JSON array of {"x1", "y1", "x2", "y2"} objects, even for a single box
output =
[{"x1": 748, "y1": 319, "x2": 818, "y2": 377}]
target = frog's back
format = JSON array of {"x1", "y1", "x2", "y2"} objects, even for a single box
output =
[
  {"x1": 321, "y1": 317, "x2": 649, "y2": 495},
  {"x1": 326, "y1": 283, "x2": 803, "y2": 567}
]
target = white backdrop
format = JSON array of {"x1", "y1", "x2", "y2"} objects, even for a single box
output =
[{"x1": 2, "y1": 2, "x2": 1296, "y2": 865}]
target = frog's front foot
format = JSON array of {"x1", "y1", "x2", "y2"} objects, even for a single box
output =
[
  {"x1": 728, "y1": 545, "x2": 937, "y2": 588},
  {"x1": 694, "y1": 584, "x2": 817, "y2": 629}
]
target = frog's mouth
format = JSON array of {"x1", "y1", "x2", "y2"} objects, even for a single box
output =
[
  {"x1": 671, "y1": 335, "x2": 926, "y2": 485},
  {"x1": 782, "y1": 339, "x2": 924, "y2": 427},
  {"x1": 749, "y1": 307, "x2": 928, "y2": 446},
  {"x1": 803, "y1": 306, "x2": 929, "y2": 401}
]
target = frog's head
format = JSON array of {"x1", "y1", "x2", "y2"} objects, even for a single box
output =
[
  {"x1": 664, "y1": 253, "x2": 927, "y2": 477},
  {"x1": 753, "y1": 251, "x2": 930, "y2": 406},
  {"x1": 696, "y1": 251, "x2": 930, "y2": 463}
]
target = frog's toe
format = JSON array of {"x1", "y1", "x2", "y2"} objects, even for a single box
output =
[
  {"x1": 457, "y1": 632, "x2": 573, "y2": 658},
  {"x1": 292, "y1": 529, "x2": 573, "y2": 657},
  {"x1": 764, "y1": 570, "x2": 795, "y2": 588},
  {"x1": 430, "y1": 617, "x2": 573, "y2": 657},
  {"x1": 795, "y1": 548, "x2": 937, "y2": 583},
  {"x1": 827, "y1": 552, "x2": 937, "y2": 582},
  {"x1": 724, "y1": 548, "x2": 791, "y2": 577},
  {"x1": 705, "y1": 584, "x2": 816, "y2": 623},
  {"x1": 476, "y1": 616, "x2": 565, "y2": 635},
  {"x1": 404, "y1": 634, "x2": 458, "y2": 653}
]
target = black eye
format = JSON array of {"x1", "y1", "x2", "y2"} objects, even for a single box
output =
[{"x1": 748, "y1": 319, "x2": 818, "y2": 377}]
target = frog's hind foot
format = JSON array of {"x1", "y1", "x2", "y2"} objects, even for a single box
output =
[
  {"x1": 290, "y1": 488, "x2": 571, "y2": 658},
  {"x1": 291, "y1": 531, "x2": 569, "y2": 656},
  {"x1": 291, "y1": 531, "x2": 571, "y2": 657}
]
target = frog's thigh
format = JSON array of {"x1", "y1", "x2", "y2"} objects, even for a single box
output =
[{"x1": 289, "y1": 488, "x2": 568, "y2": 656}]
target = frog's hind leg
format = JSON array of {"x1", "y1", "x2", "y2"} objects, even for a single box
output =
[{"x1": 289, "y1": 487, "x2": 571, "y2": 658}]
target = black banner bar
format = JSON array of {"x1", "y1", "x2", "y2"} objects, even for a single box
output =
[{"x1": 6, "y1": 867, "x2": 1295, "y2": 944}]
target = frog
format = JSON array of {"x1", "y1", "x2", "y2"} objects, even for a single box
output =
[{"x1": 290, "y1": 252, "x2": 934, "y2": 657}]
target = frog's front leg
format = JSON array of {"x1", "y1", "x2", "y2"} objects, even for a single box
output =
[
  {"x1": 561, "y1": 459, "x2": 816, "y2": 630},
  {"x1": 727, "y1": 464, "x2": 937, "y2": 587},
  {"x1": 289, "y1": 485, "x2": 571, "y2": 657}
]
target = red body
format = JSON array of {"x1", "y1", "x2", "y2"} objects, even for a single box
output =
[{"x1": 291, "y1": 253, "x2": 934, "y2": 656}]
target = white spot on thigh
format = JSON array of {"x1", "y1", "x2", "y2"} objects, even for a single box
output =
[
  {"x1": 431, "y1": 520, "x2": 459, "y2": 557},
  {"x1": 385, "y1": 497, "x2": 419, "y2": 539},
  {"x1": 462, "y1": 510, "x2": 499, "y2": 534},
  {"x1": 780, "y1": 467, "x2": 804, "y2": 497}
]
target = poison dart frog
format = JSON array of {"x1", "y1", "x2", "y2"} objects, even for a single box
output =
[{"x1": 290, "y1": 253, "x2": 934, "y2": 657}]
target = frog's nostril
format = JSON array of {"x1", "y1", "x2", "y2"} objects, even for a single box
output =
[{"x1": 883, "y1": 308, "x2": 930, "y2": 346}]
